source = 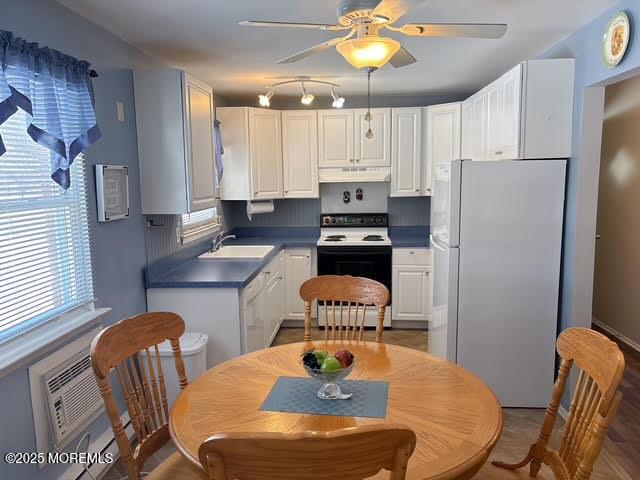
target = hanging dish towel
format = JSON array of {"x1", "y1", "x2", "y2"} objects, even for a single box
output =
[{"x1": 214, "y1": 119, "x2": 224, "y2": 185}]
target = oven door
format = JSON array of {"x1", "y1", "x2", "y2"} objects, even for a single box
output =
[{"x1": 317, "y1": 246, "x2": 392, "y2": 298}]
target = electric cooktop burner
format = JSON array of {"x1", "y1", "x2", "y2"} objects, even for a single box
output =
[
  {"x1": 363, "y1": 235, "x2": 384, "y2": 242},
  {"x1": 327, "y1": 235, "x2": 346, "y2": 239}
]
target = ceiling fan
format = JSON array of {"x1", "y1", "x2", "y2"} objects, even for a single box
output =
[{"x1": 240, "y1": 0, "x2": 507, "y2": 69}]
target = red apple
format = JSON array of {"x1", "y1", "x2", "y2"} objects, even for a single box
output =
[{"x1": 335, "y1": 349, "x2": 354, "y2": 368}]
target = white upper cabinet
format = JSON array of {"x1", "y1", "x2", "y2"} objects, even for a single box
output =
[
  {"x1": 318, "y1": 110, "x2": 354, "y2": 168},
  {"x1": 469, "y1": 59, "x2": 574, "y2": 161},
  {"x1": 217, "y1": 107, "x2": 283, "y2": 200},
  {"x1": 354, "y1": 108, "x2": 391, "y2": 167},
  {"x1": 249, "y1": 109, "x2": 283, "y2": 199},
  {"x1": 462, "y1": 90, "x2": 487, "y2": 161},
  {"x1": 134, "y1": 68, "x2": 216, "y2": 214},
  {"x1": 390, "y1": 107, "x2": 423, "y2": 197},
  {"x1": 282, "y1": 111, "x2": 319, "y2": 198},
  {"x1": 425, "y1": 103, "x2": 461, "y2": 189}
]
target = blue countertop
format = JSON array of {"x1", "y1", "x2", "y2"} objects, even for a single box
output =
[{"x1": 146, "y1": 226, "x2": 430, "y2": 289}]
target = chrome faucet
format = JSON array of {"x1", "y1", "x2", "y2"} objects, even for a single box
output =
[{"x1": 212, "y1": 232, "x2": 236, "y2": 252}]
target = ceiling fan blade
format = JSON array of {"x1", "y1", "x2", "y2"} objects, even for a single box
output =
[
  {"x1": 389, "y1": 46, "x2": 417, "y2": 68},
  {"x1": 397, "y1": 23, "x2": 507, "y2": 38},
  {"x1": 370, "y1": 0, "x2": 408, "y2": 24},
  {"x1": 239, "y1": 20, "x2": 348, "y2": 31},
  {"x1": 276, "y1": 37, "x2": 343, "y2": 64}
]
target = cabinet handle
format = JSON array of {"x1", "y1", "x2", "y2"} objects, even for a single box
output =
[
  {"x1": 409, "y1": 251, "x2": 414, "y2": 255},
  {"x1": 425, "y1": 272, "x2": 430, "y2": 277},
  {"x1": 264, "y1": 271, "x2": 271, "y2": 275},
  {"x1": 278, "y1": 276, "x2": 283, "y2": 280},
  {"x1": 355, "y1": 159, "x2": 360, "y2": 163},
  {"x1": 415, "y1": 189, "x2": 420, "y2": 192},
  {"x1": 284, "y1": 190, "x2": 288, "y2": 194}
]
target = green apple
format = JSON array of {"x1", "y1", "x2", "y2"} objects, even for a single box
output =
[
  {"x1": 320, "y1": 356, "x2": 342, "y2": 373},
  {"x1": 314, "y1": 351, "x2": 329, "y2": 364}
]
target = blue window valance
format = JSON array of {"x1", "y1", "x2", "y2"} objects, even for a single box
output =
[{"x1": 0, "y1": 30, "x2": 101, "y2": 189}]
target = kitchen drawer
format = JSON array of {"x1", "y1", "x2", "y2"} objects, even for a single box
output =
[{"x1": 393, "y1": 248, "x2": 432, "y2": 266}]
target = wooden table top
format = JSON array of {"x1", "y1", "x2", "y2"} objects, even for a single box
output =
[{"x1": 170, "y1": 341, "x2": 503, "y2": 480}]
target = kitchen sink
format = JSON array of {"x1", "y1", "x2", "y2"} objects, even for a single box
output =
[{"x1": 198, "y1": 245, "x2": 275, "y2": 260}]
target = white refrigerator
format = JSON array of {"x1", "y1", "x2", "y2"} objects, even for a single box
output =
[{"x1": 428, "y1": 159, "x2": 566, "y2": 407}]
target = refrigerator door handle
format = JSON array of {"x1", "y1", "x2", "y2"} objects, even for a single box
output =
[{"x1": 430, "y1": 234, "x2": 451, "y2": 252}]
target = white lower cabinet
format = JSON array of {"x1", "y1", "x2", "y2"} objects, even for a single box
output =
[
  {"x1": 284, "y1": 248, "x2": 315, "y2": 319},
  {"x1": 392, "y1": 248, "x2": 433, "y2": 323},
  {"x1": 262, "y1": 250, "x2": 285, "y2": 347}
]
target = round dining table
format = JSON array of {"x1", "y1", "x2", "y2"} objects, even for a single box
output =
[{"x1": 170, "y1": 340, "x2": 503, "y2": 480}]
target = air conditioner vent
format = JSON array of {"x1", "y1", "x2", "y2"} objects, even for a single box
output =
[{"x1": 46, "y1": 354, "x2": 92, "y2": 394}]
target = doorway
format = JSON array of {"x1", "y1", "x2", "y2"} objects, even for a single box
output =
[{"x1": 591, "y1": 73, "x2": 640, "y2": 480}]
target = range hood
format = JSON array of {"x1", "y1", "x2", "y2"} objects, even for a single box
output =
[{"x1": 319, "y1": 167, "x2": 391, "y2": 183}]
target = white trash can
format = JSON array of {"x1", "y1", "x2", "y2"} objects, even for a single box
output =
[{"x1": 154, "y1": 332, "x2": 208, "y2": 408}]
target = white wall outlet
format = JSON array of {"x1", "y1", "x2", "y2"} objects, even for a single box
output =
[{"x1": 116, "y1": 101, "x2": 125, "y2": 122}]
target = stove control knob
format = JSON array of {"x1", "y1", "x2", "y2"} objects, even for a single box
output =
[
  {"x1": 359, "y1": 218, "x2": 364, "y2": 224},
  {"x1": 324, "y1": 217, "x2": 331, "y2": 224},
  {"x1": 377, "y1": 217, "x2": 384, "y2": 224},
  {"x1": 331, "y1": 217, "x2": 337, "y2": 224}
]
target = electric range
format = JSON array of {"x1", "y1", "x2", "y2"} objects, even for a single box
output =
[{"x1": 316, "y1": 213, "x2": 392, "y2": 327}]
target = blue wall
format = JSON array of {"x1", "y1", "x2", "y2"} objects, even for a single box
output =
[
  {"x1": 0, "y1": 0, "x2": 155, "y2": 478},
  {"x1": 538, "y1": 0, "x2": 640, "y2": 333}
]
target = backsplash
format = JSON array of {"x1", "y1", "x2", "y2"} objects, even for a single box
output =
[
  {"x1": 320, "y1": 183, "x2": 388, "y2": 213},
  {"x1": 145, "y1": 190, "x2": 430, "y2": 270}
]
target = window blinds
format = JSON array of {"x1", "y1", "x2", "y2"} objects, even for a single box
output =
[
  {"x1": 181, "y1": 207, "x2": 220, "y2": 244},
  {"x1": 0, "y1": 110, "x2": 93, "y2": 343}
]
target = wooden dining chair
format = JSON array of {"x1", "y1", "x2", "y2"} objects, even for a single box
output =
[
  {"x1": 197, "y1": 424, "x2": 416, "y2": 480},
  {"x1": 300, "y1": 275, "x2": 390, "y2": 343},
  {"x1": 492, "y1": 327, "x2": 625, "y2": 480},
  {"x1": 91, "y1": 312, "x2": 206, "y2": 480}
]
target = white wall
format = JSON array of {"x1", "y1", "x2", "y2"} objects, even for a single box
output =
[{"x1": 593, "y1": 75, "x2": 640, "y2": 346}]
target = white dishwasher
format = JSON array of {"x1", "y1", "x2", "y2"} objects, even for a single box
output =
[{"x1": 240, "y1": 273, "x2": 266, "y2": 354}]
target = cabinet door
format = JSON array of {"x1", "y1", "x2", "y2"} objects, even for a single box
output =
[
  {"x1": 425, "y1": 103, "x2": 461, "y2": 190},
  {"x1": 318, "y1": 110, "x2": 354, "y2": 167},
  {"x1": 470, "y1": 90, "x2": 487, "y2": 161},
  {"x1": 249, "y1": 109, "x2": 283, "y2": 199},
  {"x1": 392, "y1": 265, "x2": 432, "y2": 321},
  {"x1": 183, "y1": 73, "x2": 217, "y2": 212},
  {"x1": 285, "y1": 249, "x2": 313, "y2": 319},
  {"x1": 354, "y1": 108, "x2": 391, "y2": 166},
  {"x1": 282, "y1": 111, "x2": 319, "y2": 198},
  {"x1": 485, "y1": 80, "x2": 502, "y2": 161},
  {"x1": 500, "y1": 63, "x2": 522, "y2": 160},
  {"x1": 391, "y1": 108, "x2": 422, "y2": 197},
  {"x1": 461, "y1": 99, "x2": 473, "y2": 160},
  {"x1": 244, "y1": 293, "x2": 265, "y2": 353}
]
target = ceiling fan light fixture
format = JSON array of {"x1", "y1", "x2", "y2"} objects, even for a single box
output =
[
  {"x1": 300, "y1": 83, "x2": 315, "y2": 105},
  {"x1": 336, "y1": 35, "x2": 401, "y2": 69},
  {"x1": 258, "y1": 89, "x2": 275, "y2": 107},
  {"x1": 330, "y1": 87, "x2": 345, "y2": 108}
]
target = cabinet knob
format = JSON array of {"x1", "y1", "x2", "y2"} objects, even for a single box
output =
[
  {"x1": 415, "y1": 189, "x2": 420, "y2": 192},
  {"x1": 409, "y1": 251, "x2": 414, "y2": 255},
  {"x1": 425, "y1": 272, "x2": 430, "y2": 277},
  {"x1": 264, "y1": 271, "x2": 271, "y2": 275}
]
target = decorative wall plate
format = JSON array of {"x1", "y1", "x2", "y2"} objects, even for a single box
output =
[{"x1": 603, "y1": 11, "x2": 630, "y2": 68}]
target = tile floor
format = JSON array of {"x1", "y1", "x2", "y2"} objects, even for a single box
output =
[{"x1": 103, "y1": 327, "x2": 629, "y2": 480}]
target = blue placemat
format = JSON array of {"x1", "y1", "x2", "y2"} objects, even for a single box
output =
[{"x1": 260, "y1": 376, "x2": 389, "y2": 418}]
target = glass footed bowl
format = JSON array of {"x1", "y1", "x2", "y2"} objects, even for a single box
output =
[{"x1": 303, "y1": 360, "x2": 355, "y2": 400}]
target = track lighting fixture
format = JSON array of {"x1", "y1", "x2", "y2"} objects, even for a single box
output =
[{"x1": 256, "y1": 76, "x2": 345, "y2": 109}]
